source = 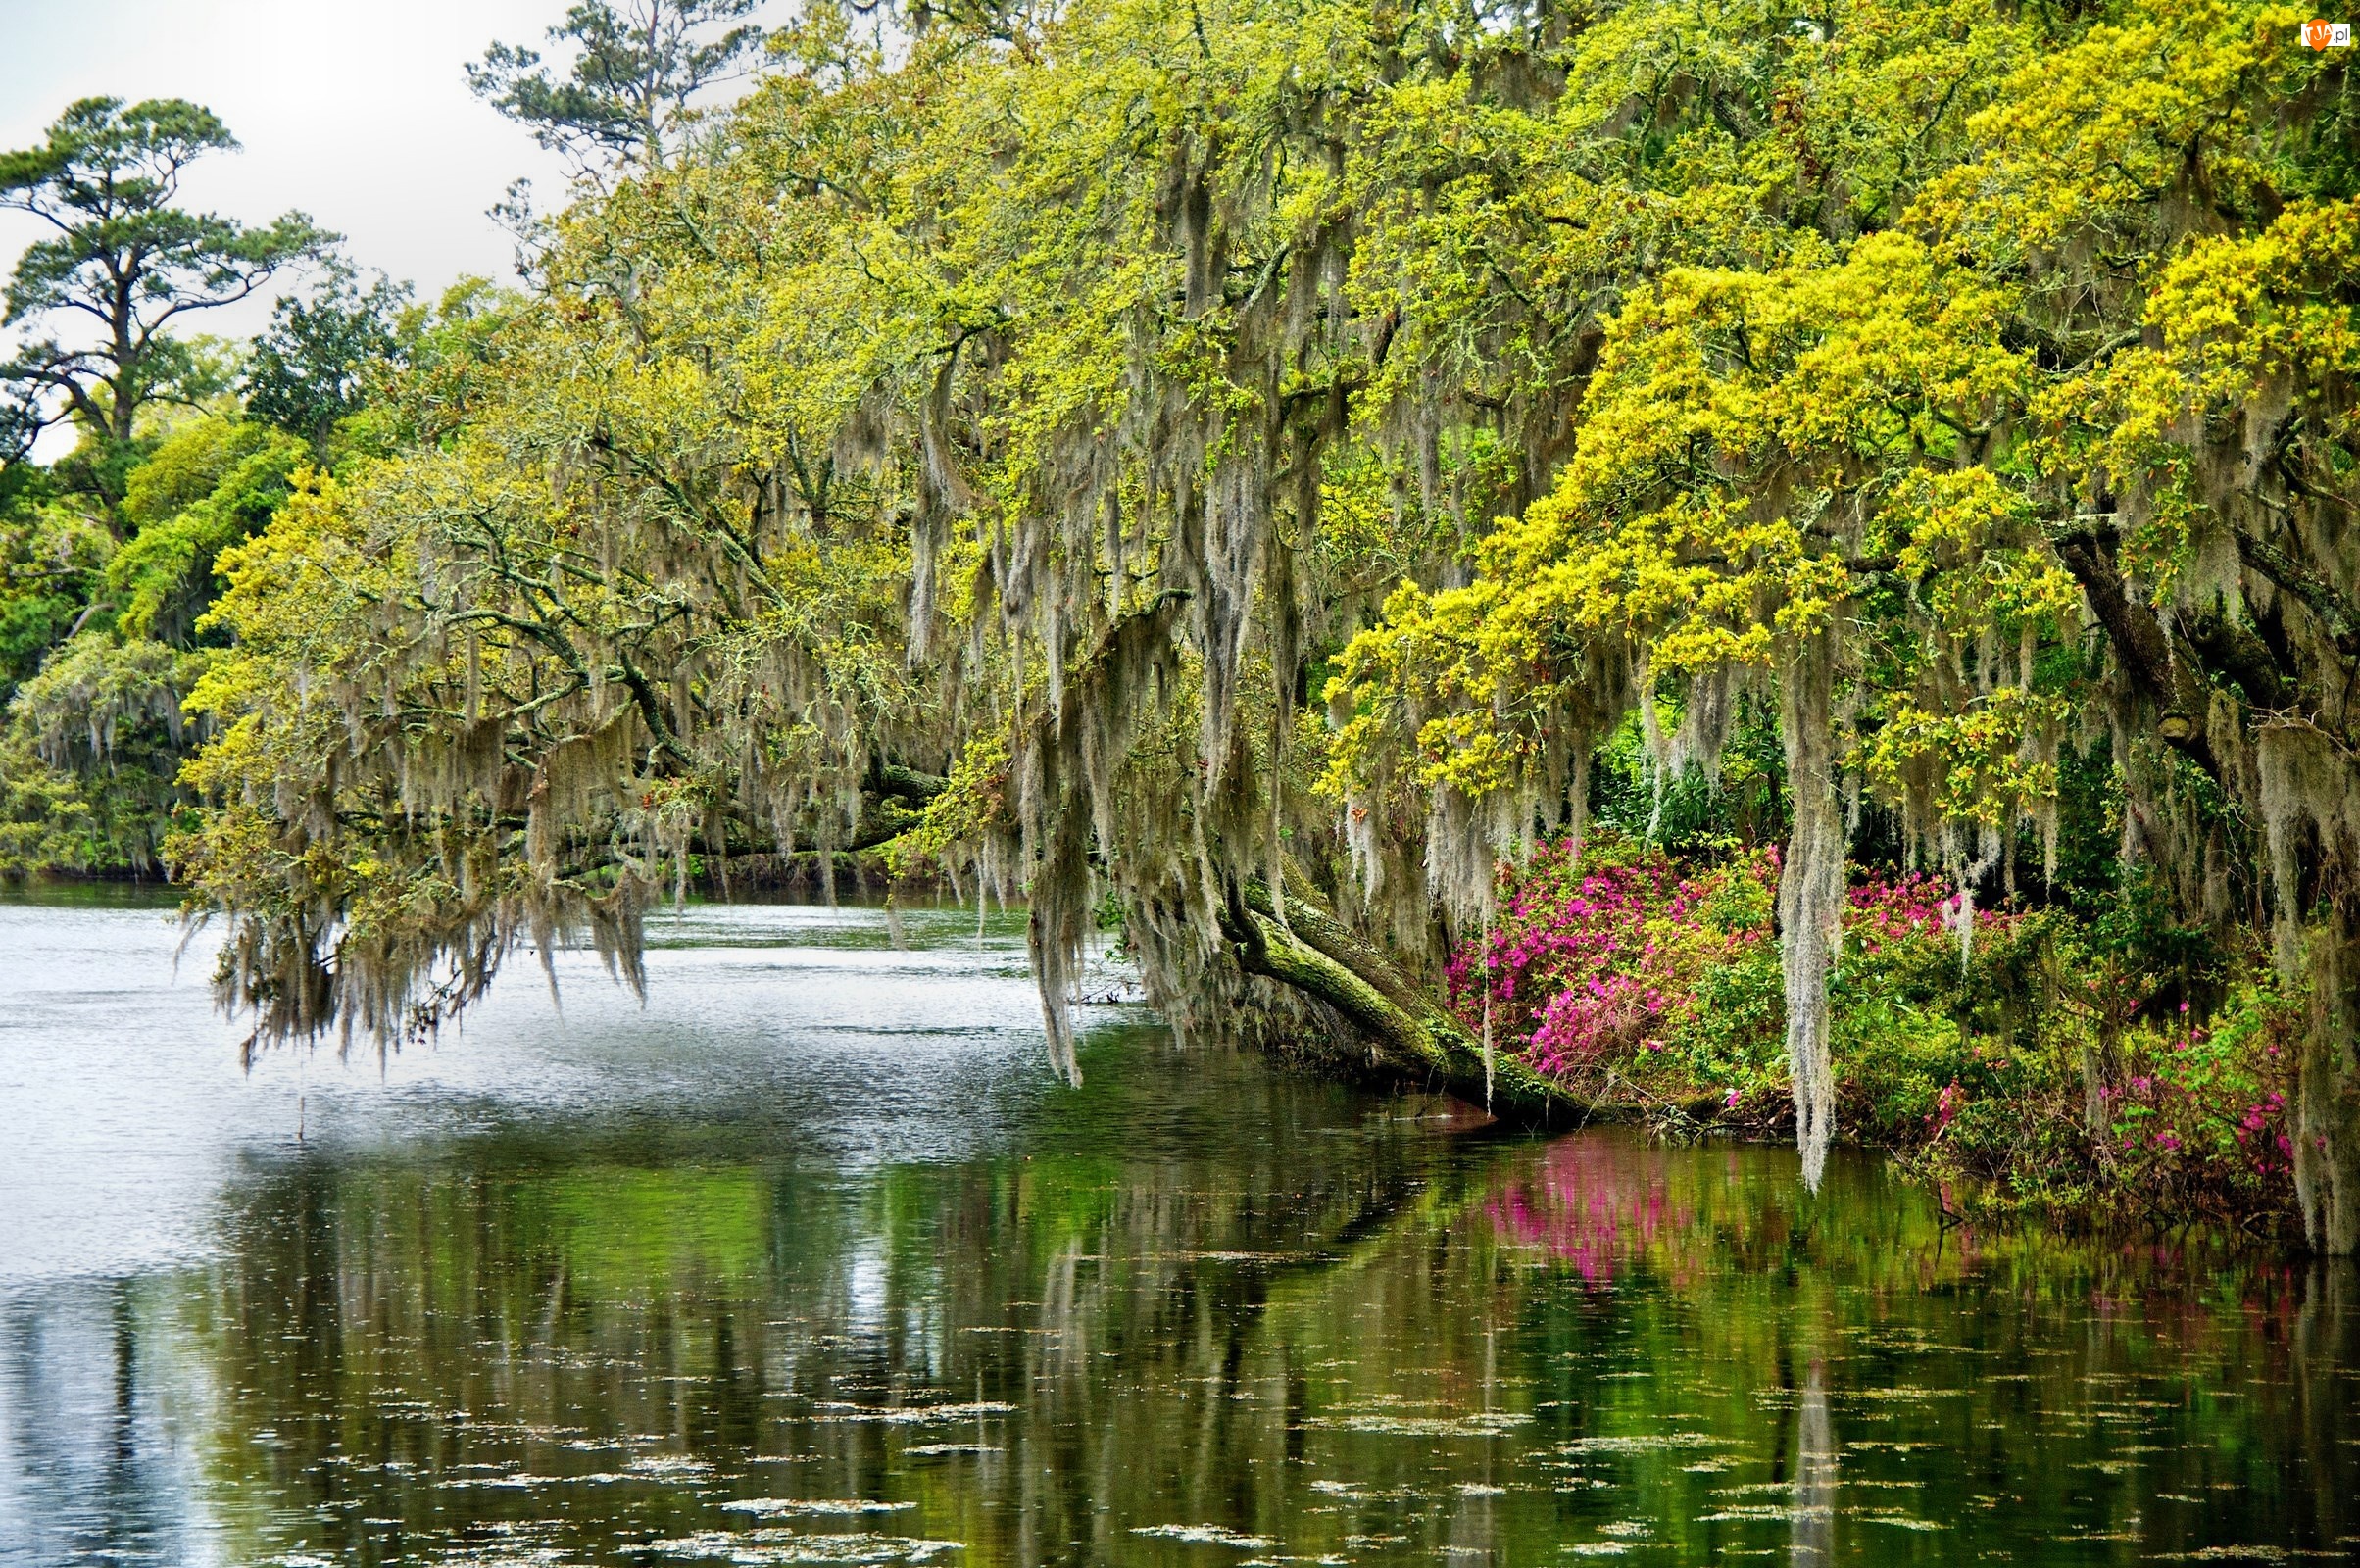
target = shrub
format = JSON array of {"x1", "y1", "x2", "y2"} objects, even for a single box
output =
[
  {"x1": 1462, "y1": 835, "x2": 2298, "y2": 1237},
  {"x1": 1446, "y1": 837, "x2": 1778, "y2": 1080}
]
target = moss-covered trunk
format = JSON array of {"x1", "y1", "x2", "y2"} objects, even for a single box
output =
[{"x1": 1222, "y1": 879, "x2": 1588, "y2": 1123}]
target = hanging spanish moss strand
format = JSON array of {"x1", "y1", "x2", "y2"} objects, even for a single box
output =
[{"x1": 1778, "y1": 630, "x2": 1844, "y2": 1192}]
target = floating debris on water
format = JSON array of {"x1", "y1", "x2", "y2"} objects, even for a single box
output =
[
  {"x1": 647, "y1": 1530, "x2": 962, "y2": 1563},
  {"x1": 434, "y1": 1472, "x2": 566, "y2": 1490},
  {"x1": 1696, "y1": 1505, "x2": 1832, "y2": 1524},
  {"x1": 1129, "y1": 1524, "x2": 1278, "y2": 1549},
  {"x1": 722, "y1": 1499, "x2": 918, "y2": 1517},
  {"x1": 1556, "y1": 1433, "x2": 1719, "y2": 1454},
  {"x1": 811, "y1": 1401, "x2": 1016, "y2": 1425},
  {"x1": 1302, "y1": 1410, "x2": 1530, "y2": 1438}
]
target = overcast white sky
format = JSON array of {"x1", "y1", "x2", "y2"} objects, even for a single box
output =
[
  {"x1": 0, "y1": 1, "x2": 584, "y2": 312},
  {"x1": 0, "y1": 1, "x2": 767, "y2": 455}
]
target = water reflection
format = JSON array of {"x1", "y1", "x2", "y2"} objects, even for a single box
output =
[
  {"x1": 1789, "y1": 1362, "x2": 1834, "y2": 1566},
  {"x1": 1, "y1": 899, "x2": 2356, "y2": 1566},
  {"x1": 0, "y1": 1281, "x2": 205, "y2": 1566}
]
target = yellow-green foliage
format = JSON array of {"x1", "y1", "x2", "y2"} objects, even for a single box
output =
[
  {"x1": 158, "y1": 0, "x2": 2360, "y2": 1236},
  {"x1": 1330, "y1": 2, "x2": 2347, "y2": 846},
  {"x1": 108, "y1": 416, "x2": 309, "y2": 643}
]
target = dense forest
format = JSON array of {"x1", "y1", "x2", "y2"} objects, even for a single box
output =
[{"x1": 3, "y1": 0, "x2": 2357, "y2": 1250}]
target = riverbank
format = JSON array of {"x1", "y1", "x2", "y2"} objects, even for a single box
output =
[
  {"x1": 1445, "y1": 835, "x2": 2299, "y2": 1242},
  {"x1": 10, "y1": 850, "x2": 2306, "y2": 1245}
]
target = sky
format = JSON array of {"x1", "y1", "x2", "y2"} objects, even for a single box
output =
[
  {"x1": 0, "y1": 0, "x2": 588, "y2": 306},
  {"x1": 0, "y1": 1, "x2": 603, "y2": 453}
]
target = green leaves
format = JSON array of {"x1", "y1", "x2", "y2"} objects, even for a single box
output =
[
  {"x1": 120, "y1": 0, "x2": 2356, "y2": 1177},
  {"x1": 243, "y1": 266, "x2": 411, "y2": 453},
  {"x1": 107, "y1": 416, "x2": 308, "y2": 644}
]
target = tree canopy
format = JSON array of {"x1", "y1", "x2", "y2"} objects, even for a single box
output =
[
  {"x1": 468, "y1": 0, "x2": 775, "y2": 177},
  {"x1": 243, "y1": 266, "x2": 410, "y2": 456}
]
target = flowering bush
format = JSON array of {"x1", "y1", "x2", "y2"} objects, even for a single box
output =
[
  {"x1": 1845, "y1": 870, "x2": 2022, "y2": 956},
  {"x1": 2098, "y1": 988, "x2": 2296, "y2": 1225},
  {"x1": 1460, "y1": 835, "x2": 2299, "y2": 1237},
  {"x1": 1445, "y1": 839, "x2": 1776, "y2": 1078}
]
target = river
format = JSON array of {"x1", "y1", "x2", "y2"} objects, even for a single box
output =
[{"x1": 0, "y1": 891, "x2": 2353, "y2": 1566}]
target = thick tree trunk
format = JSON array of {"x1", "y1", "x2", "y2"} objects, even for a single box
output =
[
  {"x1": 1223, "y1": 878, "x2": 1591, "y2": 1123},
  {"x1": 1777, "y1": 630, "x2": 1843, "y2": 1192}
]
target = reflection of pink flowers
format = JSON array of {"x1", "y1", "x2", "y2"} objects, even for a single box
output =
[{"x1": 1486, "y1": 1138, "x2": 1695, "y2": 1284}]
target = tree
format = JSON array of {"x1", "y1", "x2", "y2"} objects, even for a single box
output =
[
  {"x1": 468, "y1": 1, "x2": 772, "y2": 177},
  {"x1": 0, "y1": 98, "x2": 329, "y2": 507},
  {"x1": 0, "y1": 409, "x2": 310, "y2": 877},
  {"x1": 176, "y1": 0, "x2": 2360, "y2": 1250},
  {"x1": 243, "y1": 265, "x2": 410, "y2": 455},
  {"x1": 1326, "y1": 3, "x2": 2360, "y2": 1239}
]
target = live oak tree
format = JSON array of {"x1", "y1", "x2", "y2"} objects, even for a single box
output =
[
  {"x1": 1327, "y1": 1, "x2": 2360, "y2": 1239},
  {"x1": 0, "y1": 98, "x2": 327, "y2": 508},
  {"x1": 178, "y1": 0, "x2": 2360, "y2": 1250}
]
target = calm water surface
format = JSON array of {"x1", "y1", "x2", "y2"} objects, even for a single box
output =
[{"x1": 0, "y1": 892, "x2": 2353, "y2": 1566}]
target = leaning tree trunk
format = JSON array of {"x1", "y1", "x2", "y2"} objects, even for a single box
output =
[{"x1": 1223, "y1": 877, "x2": 1589, "y2": 1122}]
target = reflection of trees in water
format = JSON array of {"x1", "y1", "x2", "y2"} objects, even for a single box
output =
[
  {"x1": 1789, "y1": 1360, "x2": 1834, "y2": 1567},
  {"x1": 0, "y1": 1279, "x2": 210, "y2": 1567},
  {"x1": 2292, "y1": 1262, "x2": 2356, "y2": 1553},
  {"x1": 1486, "y1": 1135, "x2": 1714, "y2": 1284},
  {"x1": 156, "y1": 1076, "x2": 1450, "y2": 1563},
  {"x1": 1466, "y1": 1133, "x2": 2360, "y2": 1560},
  {"x1": 51, "y1": 1118, "x2": 2360, "y2": 1567}
]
